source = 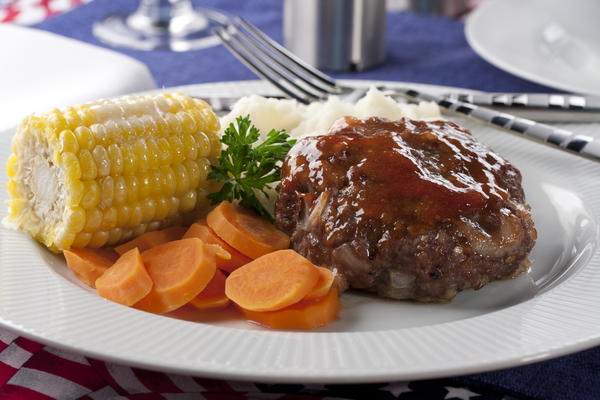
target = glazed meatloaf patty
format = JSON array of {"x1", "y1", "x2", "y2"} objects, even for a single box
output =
[{"x1": 275, "y1": 116, "x2": 537, "y2": 302}]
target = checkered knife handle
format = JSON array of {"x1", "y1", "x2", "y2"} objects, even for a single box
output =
[{"x1": 398, "y1": 88, "x2": 600, "y2": 162}]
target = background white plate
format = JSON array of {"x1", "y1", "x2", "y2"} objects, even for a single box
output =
[
  {"x1": 466, "y1": 0, "x2": 600, "y2": 95},
  {"x1": 1, "y1": 80, "x2": 600, "y2": 383}
]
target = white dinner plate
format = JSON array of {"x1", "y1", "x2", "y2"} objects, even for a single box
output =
[
  {"x1": 1, "y1": 80, "x2": 600, "y2": 383},
  {"x1": 465, "y1": 0, "x2": 600, "y2": 95}
]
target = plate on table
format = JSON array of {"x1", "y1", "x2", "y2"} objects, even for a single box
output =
[
  {"x1": 1, "y1": 80, "x2": 600, "y2": 383},
  {"x1": 466, "y1": 0, "x2": 600, "y2": 95}
]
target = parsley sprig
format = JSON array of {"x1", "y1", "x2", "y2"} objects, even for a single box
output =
[{"x1": 207, "y1": 116, "x2": 296, "y2": 221}]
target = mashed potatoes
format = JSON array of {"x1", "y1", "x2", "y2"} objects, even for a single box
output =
[{"x1": 220, "y1": 87, "x2": 441, "y2": 139}]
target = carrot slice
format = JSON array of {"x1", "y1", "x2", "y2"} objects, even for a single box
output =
[
  {"x1": 189, "y1": 269, "x2": 230, "y2": 309},
  {"x1": 95, "y1": 248, "x2": 153, "y2": 306},
  {"x1": 206, "y1": 201, "x2": 290, "y2": 259},
  {"x1": 115, "y1": 226, "x2": 187, "y2": 255},
  {"x1": 184, "y1": 221, "x2": 252, "y2": 273},
  {"x1": 304, "y1": 267, "x2": 335, "y2": 301},
  {"x1": 64, "y1": 247, "x2": 119, "y2": 287},
  {"x1": 134, "y1": 238, "x2": 228, "y2": 314},
  {"x1": 225, "y1": 249, "x2": 320, "y2": 312},
  {"x1": 241, "y1": 288, "x2": 339, "y2": 330}
]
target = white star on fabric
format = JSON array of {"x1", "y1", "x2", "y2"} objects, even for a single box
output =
[
  {"x1": 444, "y1": 386, "x2": 479, "y2": 399},
  {"x1": 381, "y1": 382, "x2": 412, "y2": 397}
]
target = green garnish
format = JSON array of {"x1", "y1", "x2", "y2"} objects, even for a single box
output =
[{"x1": 208, "y1": 115, "x2": 296, "y2": 221}]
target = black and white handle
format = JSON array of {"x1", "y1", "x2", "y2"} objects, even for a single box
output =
[{"x1": 398, "y1": 88, "x2": 600, "y2": 162}]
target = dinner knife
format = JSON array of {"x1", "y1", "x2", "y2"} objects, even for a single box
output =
[
  {"x1": 396, "y1": 88, "x2": 600, "y2": 163},
  {"x1": 442, "y1": 92, "x2": 600, "y2": 122}
]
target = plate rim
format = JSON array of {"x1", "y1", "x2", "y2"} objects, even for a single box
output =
[{"x1": 2, "y1": 80, "x2": 600, "y2": 383}]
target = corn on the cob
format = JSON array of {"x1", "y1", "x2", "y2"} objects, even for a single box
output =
[{"x1": 5, "y1": 93, "x2": 221, "y2": 252}]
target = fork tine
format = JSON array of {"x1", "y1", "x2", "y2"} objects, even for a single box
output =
[
  {"x1": 214, "y1": 27, "x2": 317, "y2": 104},
  {"x1": 232, "y1": 22, "x2": 339, "y2": 96},
  {"x1": 236, "y1": 17, "x2": 340, "y2": 91}
]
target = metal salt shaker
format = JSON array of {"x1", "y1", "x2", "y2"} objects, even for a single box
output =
[{"x1": 283, "y1": 0, "x2": 387, "y2": 72}]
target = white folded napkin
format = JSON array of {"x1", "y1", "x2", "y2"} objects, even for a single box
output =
[{"x1": 0, "y1": 24, "x2": 157, "y2": 131}]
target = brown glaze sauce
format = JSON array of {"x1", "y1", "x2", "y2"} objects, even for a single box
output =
[{"x1": 281, "y1": 117, "x2": 511, "y2": 228}]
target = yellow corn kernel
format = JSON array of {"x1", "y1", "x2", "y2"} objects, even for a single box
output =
[
  {"x1": 64, "y1": 206, "x2": 86, "y2": 233},
  {"x1": 182, "y1": 133, "x2": 198, "y2": 160},
  {"x1": 205, "y1": 130, "x2": 221, "y2": 159},
  {"x1": 54, "y1": 232, "x2": 75, "y2": 251},
  {"x1": 154, "y1": 197, "x2": 170, "y2": 220},
  {"x1": 67, "y1": 179, "x2": 85, "y2": 207},
  {"x1": 92, "y1": 145, "x2": 110, "y2": 177},
  {"x1": 197, "y1": 157, "x2": 211, "y2": 183},
  {"x1": 156, "y1": 137, "x2": 173, "y2": 165},
  {"x1": 88, "y1": 230, "x2": 109, "y2": 248},
  {"x1": 59, "y1": 130, "x2": 79, "y2": 154},
  {"x1": 90, "y1": 123, "x2": 109, "y2": 146},
  {"x1": 6, "y1": 154, "x2": 18, "y2": 178},
  {"x1": 179, "y1": 112, "x2": 197, "y2": 135},
  {"x1": 121, "y1": 229, "x2": 134, "y2": 243},
  {"x1": 74, "y1": 126, "x2": 95, "y2": 151},
  {"x1": 150, "y1": 170, "x2": 163, "y2": 197},
  {"x1": 79, "y1": 149, "x2": 97, "y2": 180},
  {"x1": 168, "y1": 135, "x2": 185, "y2": 164},
  {"x1": 60, "y1": 152, "x2": 82, "y2": 181},
  {"x1": 99, "y1": 176, "x2": 114, "y2": 208},
  {"x1": 116, "y1": 204, "x2": 131, "y2": 226},
  {"x1": 180, "y1": 190, "x2": 197, "y2": 212},
  {"x1": 78, "y1": 108, "x2": 95, "y2": 127},
  {"x1": 47, "y1": 112, "x2": 67, "y2": 132},
  {"x1": 133, "y1": 223, "x2": 147, "y2": 238},
  {"x1": 147, "y1": 220, "x2": 162, "y2": 232},
  {"x1": 173, "y1": 163, "x2": 190, "y2": 195},
  {"x1": 113, "y1": 176, "x2": 127, "y2": 204},
  {"x1": 72, "y1": 232, "x2": 92, "y2": 248},
  {"x1": 6, "y1": 179, "x2": 19, "y2": 198},
  {"x1": 141, "y1": 198, "x2": 156, "y2": 222},
  {"x1": 184, "y1": 159, "x2": 201, "y2": 188},
  {"x1": 124, "y1": 176, "x2": 139, "y2": 203},
  {"x1": 167, "y1": 196, "x2": 180, "y2": 216},
  {"x1": 129, "y1": 203, "x2": 144, "y2": 227},
  {"x1": 63, "y1": 109, "x2": 83, "y2": 130},
  {"x1": 160, "y1": 166, "x2": 177, "y2": 196},
  {"x1": 165, "y1": 112, "x2": 182, "y2": 135},
  {"x1": 83, "y1": 208, "x2": 103, "y2": 232},
  {"x1": 154, "y1": 115, "x2": 169, "y2": 137},
  {"x1": 81, "y1": 180, "x2": 101, "y2": 209},
  {"x1": 138, "y1": 173, "x2": 152, "y2": 199},
  {"x1": 146, "y1": 139, "x2": 160, "y2": 169},
  {"x1": 122, "y1": 145, "x2": 137, "y2": 175},
  {"x1": 134, "y1": 140, "x2": 149, "y2": 173},
  {"x1": 139, "y1": 114, "x2": 158, "y2": 137},
  {"x1": 195, "y1": 131, "x2": 210, "y2": 158},
  {"x1": 107, "y1": 143, "x2": 123, "y2": 175},
  {"x1": 100, "y1": 206, "x2": 118, "y2": 231},
  {"x1": 107, "y1": 227, "x2": 123, "y2": 245}
]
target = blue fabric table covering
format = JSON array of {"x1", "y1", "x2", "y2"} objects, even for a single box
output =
[{"x1": 32, "y1": 1, "x2": 599, "y2": 399}]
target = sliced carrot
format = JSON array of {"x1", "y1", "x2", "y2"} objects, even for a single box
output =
[
  {"x1": 304, "y1": 267, "x2": 335, "y2": 301},
  {"x1": 241, "y1": 288, "x2": 339, "y2": 330},
  {"x1": 134, "y1": 238, "x2": 229, "y2": 314},
  {"x1": 115, "y1": 226, "x2": 187, "y2": 255},
  {"x1": 225, "y1": 249, "x2": 320, "y2": 312},
  {"x1": 95, "y1": 248, "x2": 153, "y2": 306},
  {"x1": 206, "y1": 201, "x2": 290, "y2": 259},
  {"x1": 184, "y1": 221, "x2": 252, "y2": 273},
  {"x1": 64, "y1": 247, "x2": 119, "y2": 287},
  {"x1": 189, "y1": 269, "x2": 230, "y2": 309}
]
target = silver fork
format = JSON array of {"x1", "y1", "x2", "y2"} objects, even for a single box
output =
[
  {"x1": 213, "y1": 17, "x2": 367, "y2": 104},
  {"x1": 214, "y1": 17, "x2": 600, "y2": 162}
]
